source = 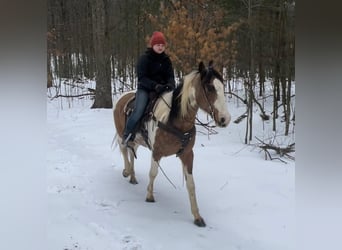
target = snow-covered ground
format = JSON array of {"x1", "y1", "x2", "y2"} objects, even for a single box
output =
[{"x1": 47, "y1": 83, "x2": 295, "y2": 250}]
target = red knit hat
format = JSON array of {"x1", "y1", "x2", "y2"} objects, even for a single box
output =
[{"x1": 150, "y1": 31, "x2": 166, "y2": 47}]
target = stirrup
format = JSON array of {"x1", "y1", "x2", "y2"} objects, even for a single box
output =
[
  {"x1": 122, "y1": 133, "x2": 133, "y2": 146},
  {"x1": 122, "y1": 134, "x2": 137, "y2": 158}
]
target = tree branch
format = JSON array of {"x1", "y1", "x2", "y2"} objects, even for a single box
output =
[
  {"x1": 233, "y1": 111, "x2": 247, "y2": 124},
  {"x1": 50, "y1": 93, "x2": 95, "y2": 100},
  {"x1": 255, "y1": 136, "x2": 295, "y2": 163},
  {"x1": 227, "y1": 91, "x2": 246, "y2": 104}
]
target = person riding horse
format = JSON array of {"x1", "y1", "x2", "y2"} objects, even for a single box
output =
[
  {"x1": 122, "y1": 31, "x2": 176, "y2": 146},
  {"x1": 114, "y1": 60, "x2": 231, "y2": 226}
]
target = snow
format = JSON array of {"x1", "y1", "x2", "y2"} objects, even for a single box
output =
[{"x1": 47, "y1": 85, "x2": 294, "y2": 250}]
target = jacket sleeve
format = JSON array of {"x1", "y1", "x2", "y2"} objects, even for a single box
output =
[{"x1": 137, "y1": 55, "x2": 157, "y2": 91}]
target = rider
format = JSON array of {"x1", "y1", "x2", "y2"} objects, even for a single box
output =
[{"x1": 122, "y1": 31, "x2": 176, "y2": 145}]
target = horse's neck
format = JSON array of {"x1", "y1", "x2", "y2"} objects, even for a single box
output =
[
  {"x1": 172, "y1": 103, "x2": 198, "y2": 132},
  {"x1": 153, "y1": 92, "x2": 173, "y2": 123}
]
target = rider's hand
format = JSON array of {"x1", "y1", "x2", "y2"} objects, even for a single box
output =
[{"x1": 155, "y1": 84, "x2": 165, "y2": 94}]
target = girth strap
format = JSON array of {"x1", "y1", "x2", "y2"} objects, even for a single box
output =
[{"x1": 152, "y1": 116, "x2": 195, "y2": 156}]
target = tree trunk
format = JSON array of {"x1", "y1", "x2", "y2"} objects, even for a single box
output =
[
  {"x1": 91, "y1": 0, "x2": 112, "y2": 109},
  {"x1": 47, "y1": 52, "x2": 53, "y2": 88},
  {"x1": 258, "y1": 61, "x2": 265, "y2": 97},
  {"x1": 245, "y1": 0, "x2": 254, "y2": 144},
  {"x1": 285, "y1": 75, "x2": 292, "y2": 135},
  {"x1": 272, "y1": 76, "x2": 278, "y2": 131}
]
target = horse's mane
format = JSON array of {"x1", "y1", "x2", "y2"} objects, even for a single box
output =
[
  {"x1": 153, "y1": 91, "x2": 172, "y2": 123},
  {"x1": 169, "y1": 70, "x2": 199, "y2": 122}
]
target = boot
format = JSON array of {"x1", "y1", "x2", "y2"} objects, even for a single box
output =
[{"x1": 122, "y1": 133, "x2": 134, "y2": 146}]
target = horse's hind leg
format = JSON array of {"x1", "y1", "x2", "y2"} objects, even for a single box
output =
[
  {"x1": 119, "y1": 143, "x2": 138, "y2": 184},
  {"x1": 128, "y1": 146, "x2": 138, "y2": 184},
  {"x1": 180, "y1": 150, "x2": 206, "y2": 227},
  {"x1": 146, "y1": 157, "x2": 159, "y2": 202},
  {"x1": 120, "y1": 145, "x2": 130, "y2": 177}
]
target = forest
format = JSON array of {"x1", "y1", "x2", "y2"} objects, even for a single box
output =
[{"x1": 47, "y1": 0, "x2": 295, "y2": 143}]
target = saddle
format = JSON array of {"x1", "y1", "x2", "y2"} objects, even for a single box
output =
[
  {"x1": 124, "y1": 92, "x2": 159, "y2": 148},
  {"x1": 123, "y1": 91, "x2": 194, "y2": 156}
]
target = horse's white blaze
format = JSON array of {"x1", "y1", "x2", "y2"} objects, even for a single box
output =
[{"x1": 213, "y1": 79, "x2": 231, "y2": 127}]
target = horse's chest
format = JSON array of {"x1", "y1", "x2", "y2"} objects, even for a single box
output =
[{"x1": 151, "y1": 127, "x2": 195, "y2": 158}]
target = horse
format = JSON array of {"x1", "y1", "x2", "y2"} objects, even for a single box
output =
[{"x1": 113, "y1": 61, "x2": 231, "y2": 227}]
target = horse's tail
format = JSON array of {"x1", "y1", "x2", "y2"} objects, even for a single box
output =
[{"x1": 111, "y1": 133, "x2": 118, "y2": 150}]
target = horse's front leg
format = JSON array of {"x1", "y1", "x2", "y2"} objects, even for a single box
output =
[
  {"x1": 180, "y1": 150, "x2": 206, "y2": 227},
  {"x1": 146, "y1": 156, "x2": 159, "y2": 202}
]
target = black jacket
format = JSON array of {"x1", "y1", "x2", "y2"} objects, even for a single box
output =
[{"x1": 137, "y1": 48, "x2": 175, "y2": 92}]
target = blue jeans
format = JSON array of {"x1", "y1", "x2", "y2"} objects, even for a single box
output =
[{"x1": 123, "y1": 89, "x2": 149, "y2": 137}]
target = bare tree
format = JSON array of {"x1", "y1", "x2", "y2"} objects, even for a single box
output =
[
  {"x1": 90, "y1": 0, "x2": 112, "y2": 108},
  {"x1": 47, "y1": 0, "x2": 295, "y2": 137}
]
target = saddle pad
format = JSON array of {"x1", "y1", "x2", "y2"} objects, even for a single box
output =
[{"x1": 124, "y1": 95, "x2": 136, "y2": 116}]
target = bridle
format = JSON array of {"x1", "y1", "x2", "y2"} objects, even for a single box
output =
[
  {"x1": 200, "y1": 66, "x2": 223, "y2": 122},
  {"x1": 201, "y1": 84, "x2": 215, "y2": 121}
]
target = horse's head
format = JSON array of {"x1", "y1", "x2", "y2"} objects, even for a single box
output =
[{"x1": 197, "y1": 61, "x2": 231, "y2": 127}]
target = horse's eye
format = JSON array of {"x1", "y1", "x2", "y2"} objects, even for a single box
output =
[{"x1": 207, "y1": 84, "x2": 215, "y2": 92}]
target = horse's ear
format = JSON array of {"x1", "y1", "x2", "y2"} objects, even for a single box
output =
[{"x1": 208, "y1": 60, "x2": 214, "y2": 69}]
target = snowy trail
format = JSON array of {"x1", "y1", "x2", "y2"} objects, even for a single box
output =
[{"x1": 47, "y1": 98, "x2": 294, "y2": 250}]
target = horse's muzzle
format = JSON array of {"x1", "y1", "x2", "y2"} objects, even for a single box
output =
[{"x1": 216, "y1": 113, "x2": 231, "y2": 127}]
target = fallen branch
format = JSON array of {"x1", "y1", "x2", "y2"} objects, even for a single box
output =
[
  {"x1": 233, "y1": 112, "x2": 247, "y2": 124},
  {"x1": 255, "y1": 137, "x2": 295, "y2": 163},
  {"x1": 50, "y1": 92, "x2": 95, "y2": 100},
  {"x1": 61, "y1": 78, "x2": 89, "y2": 89}
]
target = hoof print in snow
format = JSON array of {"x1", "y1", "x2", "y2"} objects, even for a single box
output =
[{"x1": 121, "y1": 235, "x2": 142, "y2": 250}]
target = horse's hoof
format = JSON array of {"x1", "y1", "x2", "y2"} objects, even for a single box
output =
[
  {"x1": 122, "y1": 169, "x2": 129, "y2": 178},
  {"x1": 194, "y1": 218, "x2": 206, "y2": 227},
  {"x1": 129, "y1": 178, "x2": 138, "y2": 184},
  {"x1": 145, "y1": 197, "x2": 155, "y2": 202}
]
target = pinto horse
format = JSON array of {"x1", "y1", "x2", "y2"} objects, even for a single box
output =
[{"x1": 113, "y1": 61, "x2": 231, "y2": 227}]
